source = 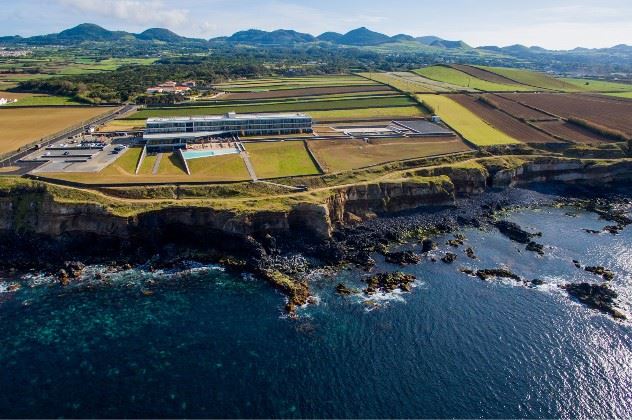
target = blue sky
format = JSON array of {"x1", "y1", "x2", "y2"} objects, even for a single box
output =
[{"x1": 1, "y1": 0, "x2": 630, "y2": 49}]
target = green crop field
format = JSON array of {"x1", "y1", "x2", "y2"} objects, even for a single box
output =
[
  {"x1": 245, "y1": 141, "x2": 320, "y2": 179},
  {"x1": 4, "y1": 94, "x2": 83, "y2": 106},
  {"x1": 127, "y1": 96, "x2": 415, "y2": 119},
  {"x1": 478, "y1": 66, "x2": 580, "y2": 91},
  {"x1": 416, "y1": 94, "x2": 520, "y2": 146},
  {"x1": 307, "y1": 106, "x2": 425, "y2": 121},
  {"x1": 309, "y1": 137, "x2": 471, "y2": 172},
  {"x1": 605, "y1": 92, "x2": 632, "y2": 99},
  {"x1": 215, "y1": 76, "x2": 376, "y2": 92},
  {"x1": 560, "y1": 78, "x2": 632, "y2": 92},
  {"x1": 358, "y1": 72, "x2": 438, "y2": 93},
  {"x1": 414, "y1": 66, "x2": 532, "y2": 92}
]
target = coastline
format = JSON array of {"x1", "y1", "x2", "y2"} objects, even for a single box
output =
[{"x1": 1, "y1": 155, "x2": 631, "y2": 315}]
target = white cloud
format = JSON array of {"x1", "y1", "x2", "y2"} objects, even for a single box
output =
[{"x1": 58, "y1": 0, "x2": 189, "y2": 28}]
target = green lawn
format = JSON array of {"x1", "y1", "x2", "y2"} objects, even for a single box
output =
[
  {"x1": 478, "y1": 66, "x2": 580, "y2": 91},
  {"x1": 416, "y1": 94, "x2": 520, "y2": 146},
  {"x1": 187, "y1": 154, "x2": 250, "y2": 181},
  {"x1": 128, "y1": 96, "x2": 415, "y2": 119},
  {"x1": 245, "y1": 141, "x2": 320, "y2": 179},
  {"x1": 157, "y1": 153, "x2": 188, "y2": 175},
  {"x1": 138, "y1": 154, "x2": 157, "y2": 175},
  {"x1": 561, "y1": 78, "x2": 632, "y2": 92},
  {"x1": 414, "y1": 66, "x2": 532, "y2": 92},
  {"x1": 99, "y1": 147, "x2": 143, "y2": 176}
]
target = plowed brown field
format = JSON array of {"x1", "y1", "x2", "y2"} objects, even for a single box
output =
[
  {"x1": 500, "y1": 93, "x2": 632, "y2": 136},
  {"x1": 450, "y1": 65, "x2": 524, "y2": 87},
  {"x1": 486, "y1": 94, "x2": 554, "y2": 121},
  {"x1": 223, "y1": 85, "x2": 390, "y2": 100},
  {"x1": 449, "y1": 94, "x2": 560, "y2": 144},
  {"x1": 532, "y1": 120, "x2": 610, "y2": 144}
]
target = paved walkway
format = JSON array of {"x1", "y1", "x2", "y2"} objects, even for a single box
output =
[{"x1": 152, "y1": 153, "x2": 163, "y2": 175}]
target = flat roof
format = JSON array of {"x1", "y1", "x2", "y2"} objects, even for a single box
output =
[
  {"x1": 143, "y1": 131, "x2": 226, "y2": 140},
  {"x1": 392, "y1": 120, "x2": 454, "y2": 135},
  {"x1": 147, "y1": 112, "x2": 311, "y2": 123}
]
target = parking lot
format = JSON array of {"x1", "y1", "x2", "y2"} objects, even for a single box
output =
[{"x1": 25, "y1": 134, "x2": 137, "y2": 174}]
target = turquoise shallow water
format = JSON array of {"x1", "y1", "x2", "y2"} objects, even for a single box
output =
[{"x1": 0, "y1": 205, "x2": 631, "y2": 418}]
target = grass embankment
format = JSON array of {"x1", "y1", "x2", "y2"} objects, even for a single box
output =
[
  {"x1": 414, "y1": 66, "x2": 531, "y2": 92},
  {"x1": 309, "y1": 138, "x2": 471, "y2": 172},
  {"x1": 0, "y1": 106, "x2": 112, "y2": 155},
  {"x1": 245, "y1": 141, "x2": 320, "y2": 179},
  {"x1": 416, "y1": 94, "x2": 520, "y2": 146},
  {"x1": 476, "y1": 66, "x2": 580, "y2": 91},
  {"x1": 13, "y1": 155, "x2": 629, "y2": 218}
]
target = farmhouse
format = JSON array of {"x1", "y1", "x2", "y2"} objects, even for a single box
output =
[
  {"x1": 143, "y1": 112, "x2": 313, "y2": 151},
  {"x1": 146, "y1": 81, "x2": 193, "y2": 94}
]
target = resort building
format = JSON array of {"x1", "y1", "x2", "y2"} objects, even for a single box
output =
[{"x1": 143, "y1": 112, "x2": 313, "y2": 151}]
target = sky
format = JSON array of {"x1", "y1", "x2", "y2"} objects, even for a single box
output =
[{"x1": 1, "y1": 0, "x2": 631, "y2": 50}]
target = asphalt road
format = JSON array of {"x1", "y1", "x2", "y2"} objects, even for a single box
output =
[{"x1": 0, "y1": 104, "x2": 137, "y2": 173}]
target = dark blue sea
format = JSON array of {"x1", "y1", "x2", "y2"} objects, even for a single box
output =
[{"x1": 1, "y1": 202, "x2": 631, "y2": 418}]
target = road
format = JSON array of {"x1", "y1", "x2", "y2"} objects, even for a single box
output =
[{"x1": 0, "y1": 104, "x2": 138, "y2": 173}]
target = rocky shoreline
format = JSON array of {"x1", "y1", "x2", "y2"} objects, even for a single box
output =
[{"x1": 1, "y1": 156, "x2": 631, "y2": 318}]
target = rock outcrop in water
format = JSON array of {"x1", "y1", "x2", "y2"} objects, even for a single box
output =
[
  {"x1": 364, "y1": 272, "x2": 416, "y2": 294},
  {"x1": 561, "y1": 283, "x2": 626, "y2": 320}
]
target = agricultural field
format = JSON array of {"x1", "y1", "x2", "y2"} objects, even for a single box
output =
[
  {"x1": 306, "y1": 106, "x2": 425, "y2": 122},
  {"x1": 477, "y1": 66, "x2": 580, "y2": 91},
  {"x1": 477, "y1": 94, "x2": 554, "y2": 121},
  {"x1": 359, "y1": 72, "x2": 443, "y2": 93},
  {"x1": 3, "y1": 94, "x2": 83, "y2": 106},
  {"x1": 127, "y1": 95, "x2": 416, "y2": 119},
  {"x1": 500, "y1": 93, "x2": 632, "y2": 137},
  {"x1": 0, "y1": 106, "x2": 112, "y2": 155},
  {"x1": 245, "y1": 141, "x2": 320, "y2": 179},
  {"x1": 450, "y1": 65, "x2": 526, "y2": 88},
  {"x1": 214, "y1": 75, "x2": 376, "y2": 92},
  {"x1": 532, "y1": 120, "x2": 611, "y2": 144},
  {"x1": 414, "y1": 66, "x2": 532, "y2": 92},
  {"x1": 606, "y1": 92, "x2": 632, "y2": 99},
  {"x1": 449, "y1": 94, "x2": 560, "y2": 144},
  {"x1": 416, "y1": 94, "x2": 520, "y2": 146},
  {"x1": 221, "y1": 85, "x2": 388, "y2": 100},
  {"x1": 308, "y1": 137, "x2": 470, "y2": 172},
  {"x1": 560, "y1": 78, "x2": 632, "y2": 93}
]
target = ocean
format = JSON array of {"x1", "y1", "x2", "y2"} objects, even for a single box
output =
[{"x1": 0, "y1": 202, "x2": 630, "y2": 418}]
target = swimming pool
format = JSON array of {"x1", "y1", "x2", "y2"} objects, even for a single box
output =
[{"x1": 181, "y1": 148, "x2": 239, "y2": 160}]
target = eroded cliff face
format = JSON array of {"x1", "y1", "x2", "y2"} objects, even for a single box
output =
[
  {"x1": 491, "y1": 159, "x2": 632, "y2": 187},
  {"x1": 1, "y1": 157, "x2": 631, "y2": 266}
]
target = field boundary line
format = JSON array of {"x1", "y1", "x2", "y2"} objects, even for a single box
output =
[{"x1": 303, "y1": 140, "x2": 326, "y2": 174}]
